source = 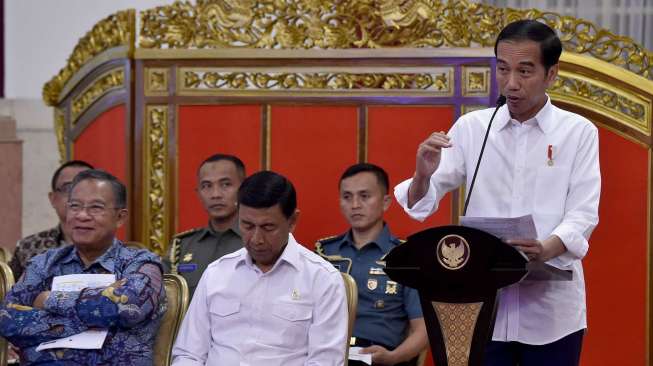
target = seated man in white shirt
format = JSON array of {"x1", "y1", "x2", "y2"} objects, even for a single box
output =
[
  {"x1": 394, "y1": 20, "x2": 600, "y2": 366},
  {"x1": 172, "y1": 170, "x2": 348, "y2": 366}
]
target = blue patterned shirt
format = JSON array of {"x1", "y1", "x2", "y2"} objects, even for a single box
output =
[{"x1": 0, "y1": 239, "x2": 166, "y2": 365}]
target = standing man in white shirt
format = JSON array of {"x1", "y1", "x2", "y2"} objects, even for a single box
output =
[
  {"x1": 394, "y1": 20, "x2": 600, "y2": 366},
  {"x1": 172, "y1": 170, "x2": 348, "y2": 366}
]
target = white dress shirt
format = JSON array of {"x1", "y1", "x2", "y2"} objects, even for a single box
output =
[
  {"x1": 171, "y1": 234, "x2": 348, "y2": 365},
  {"x1": 394, "y1": 97, "x2": 600, "y2": 345}
]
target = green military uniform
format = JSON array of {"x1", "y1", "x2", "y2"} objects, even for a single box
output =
[{"x1": 163, "y1": 222, "x2": 243, "y2": 298}]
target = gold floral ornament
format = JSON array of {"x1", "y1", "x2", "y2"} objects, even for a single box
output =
[
  {"x1": 139, "y1": 0, "x2": 652, "y2": 79},
  {"x1": 71, "y1": 69, "x2": 125, "y2": 123},
  {"x1": 144, "y1": 106, "x2": 168, "y2": 256},
  {"x1": 54, "y1": 108, "x2": 66, "y2": 163},
  {"x1": 181, "y1": 70, "x2": 451, "y2": 93},
  {"x1": 43, "y1": 9, "x2": 135, "y2": 106}
]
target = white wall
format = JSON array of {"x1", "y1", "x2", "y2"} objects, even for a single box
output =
[{"x1": 5, "y1": 0, "x2": 175, "y2": 99}]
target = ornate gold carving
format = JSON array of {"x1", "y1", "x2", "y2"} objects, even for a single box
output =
[
  {"x1": 432, "y1": 301, "x2": 483, "y2": 366},
  {"x1": 71, "y1": 68, "x2": 125, "y2": 123},
  {"x1": 549, "y1": 71, "x2": 651, "y2": 136},
  {"x1": 145, "y1": 68, "x2": 170, "y2": 96},
  {"x1": 179, "y1": 68, "x2": 452, "y2": 95},
  {"x1": 54, "y1": 108, "x2": 66, "y2": 163},
  {"x1": 43, "y1": 9, "x2": 135, "y2": 106},
  {"x1": 144, "y1": 106, "x2": 168, "y2": 256},
  {"x1": 138, "y1": 0, "x2": 652, "y2": 80},
  {"x1": 462, "y1": 67, "x2": 490, "y2": 96}
]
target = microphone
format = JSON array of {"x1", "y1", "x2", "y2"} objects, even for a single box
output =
[{"x1": 462, "y1": 95, "x2": 507, "y2": 216}]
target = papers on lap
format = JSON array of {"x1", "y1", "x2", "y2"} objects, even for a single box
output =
[
  {"x1": 37, "y1": 274, "x2": 116, "y2": 351},
  {"x1": 36, "y1": 329, "x2": 109, "y2": 351},
  {"x1": 348, "y1": 347, "x2": 372, "y2": 365}
]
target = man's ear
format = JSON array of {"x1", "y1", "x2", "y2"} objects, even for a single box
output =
[
  {"x1": 382, "y1": 194, "x2": 392, "y2": 212},
  {"x1": 48, "y1": 191, "x2": 56, "y2": 208},
  {"x1": 116, "y1": 209, "x2": 129, "y2": 228},
  {"x1": 288, "y1": 209, "x2": 300, "y2": 232},
  {"x1": 545, "y1": 63, "x2": 559, "y2": 88}
]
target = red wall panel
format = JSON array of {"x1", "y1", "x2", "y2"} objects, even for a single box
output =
[
  {"x1": 270, "y1": 105, "x2": 358, "y2": 248},
  {"x1": 73, "y1": 105, "x2": 127, "y2": 239},
  {"x1": 367, "y1": 105, "x2": 456, "y2": 239},
  {"x1": 581, "y1": 129, "x2": 648, "y2": 366},
  {"x1": 177, "y1": 105, "x2": 262, "y2": 233}
]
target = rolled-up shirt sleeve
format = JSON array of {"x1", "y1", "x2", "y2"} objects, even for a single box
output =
[
  {"x1": 394, "y1": 122, "x2": 467, "y2": 221},
  {"x1": 549, "y1": 125, "x2": 600, "y2": 267}
]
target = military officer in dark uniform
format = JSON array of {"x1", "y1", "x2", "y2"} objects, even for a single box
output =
[
  {"x1": 164, "y1": 154, "x2": 245, "y2": 298},
  {"x1": 317, "y1": 163, "x2": 428, "y2": 366}
]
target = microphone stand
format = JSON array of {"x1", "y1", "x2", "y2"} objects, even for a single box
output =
[{"x1": 462, "y1": 95, "x2": 507, "y2": 216}]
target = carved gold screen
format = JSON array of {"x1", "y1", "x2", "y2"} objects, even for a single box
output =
[{"x1": 43, "y1": 1, "x2": 653, "y2": 365}]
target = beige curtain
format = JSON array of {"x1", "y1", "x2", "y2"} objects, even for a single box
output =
[{"x1": 472, "y1": 0, "x2": 653, "y2": 51}]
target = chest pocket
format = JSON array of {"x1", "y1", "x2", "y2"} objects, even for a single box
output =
[
  {"x1": 209, "y1": 298, "x2": 241, "y2": 343},
  {"x1": 269, "y1": 301, "x2": 313, "y2": 347}
]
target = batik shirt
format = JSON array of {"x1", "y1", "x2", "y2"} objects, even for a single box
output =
[
  {"x1": 9, "y1": 225, "x2": 67, "y2": 280},
  {"x1": 0, "y1": 239, "x2": 166, "y2": 365}
]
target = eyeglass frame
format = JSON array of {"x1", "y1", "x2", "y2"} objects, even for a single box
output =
[{"x1": 66, "y1": 201, "x2": 124, "y2": 216}]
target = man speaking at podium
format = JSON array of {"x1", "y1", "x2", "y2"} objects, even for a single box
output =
[{"x1": 394, "y1": 20, "x2": 600, "y2": 366}]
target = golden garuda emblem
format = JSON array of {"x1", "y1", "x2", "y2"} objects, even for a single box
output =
[{"x1": 436, "y1": 234, "x2": 470, "y2": 270}]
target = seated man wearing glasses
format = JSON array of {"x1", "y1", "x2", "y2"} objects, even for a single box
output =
[
  {"x1": 0, "y1": 169, "x2": 166, "y2": 366},
  {"x1": 9, "y1": 160, "x2": 93, "y2": 280}
]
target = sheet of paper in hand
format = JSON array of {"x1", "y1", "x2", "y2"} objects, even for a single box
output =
[{"x1": 459, "y1": 214, "x2": 538, "y2": 240}]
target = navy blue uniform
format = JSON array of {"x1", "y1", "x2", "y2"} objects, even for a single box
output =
[{"x1": 317, "y1": 225, "x2": 422, "y2": 351}]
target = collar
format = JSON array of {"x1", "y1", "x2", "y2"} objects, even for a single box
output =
[
  {"x1": 494, "y1": 95, "x2": 553, "y2": 134},
  {"x1": 239, "y1": 233, "x2": 301, "y2": 273},
  {"x1": 60, "y1": 238, "x2": 121, "y2": 272},
  {"x1": 339, "y1": 223, "x2": 394, "y2": 253},
  {"x1": 199, "y1": 219, "x2": 241, "y2": 241}
]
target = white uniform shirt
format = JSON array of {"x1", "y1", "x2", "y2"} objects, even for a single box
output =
[
  {"x1": 394, "y1": 97, "x2": 600, "y2": 345},
  {"x1": 172, "y1": 234, "x2": 348, "y2": 365}
]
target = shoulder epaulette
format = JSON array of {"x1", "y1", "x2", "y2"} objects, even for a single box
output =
[
  {"x1": 314, "y1": 234, "x2": 352, "y2": 274},
  {"x1": 169, "y1": 227, "x2": 202, "y2": 275},
  {"x1": 173, "y1": 227, "x2": 203, "y2": 240}
]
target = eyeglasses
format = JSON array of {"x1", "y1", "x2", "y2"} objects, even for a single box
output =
[
  {"x1": 67, "y1": 201, "x2": 121, "y2": 216},
  {"x1": 54, "y1": 182, "x2": 74, "y2": 194}
]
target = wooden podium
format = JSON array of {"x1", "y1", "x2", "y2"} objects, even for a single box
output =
[{"x1": 383, "y1": 225, "x2": 571, "y2": 366}]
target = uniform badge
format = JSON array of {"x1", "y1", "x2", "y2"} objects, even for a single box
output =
[
  {"x1": 369, "y1": 267, "x2": 385, "y2": 275},
  {"x1": 374, "y1": 299, "x2": 385, "y2": 309},
  {"x1": 367, "y1": 278, "x2": 378, "y2": 291},
  {"x1": 291, "y1": 289, "x2": 300, "y2": 300},
  {"x1": 385, "y1": 281, "x2": 398, "y2": 295},
  {"x1": 182, "y1": 253, "x2": 193, "y2": 263}
]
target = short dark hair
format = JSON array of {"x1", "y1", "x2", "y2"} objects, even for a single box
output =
[
  {"x1": 51, "y1": 160, "x2": 94, "y2": 191},
  {"x1": 70, "y1": 169, "x2": 127, "y2": 209},
  {"x1": 494, "y1": 19, "x2": 562, "y2": 72},
  {"x1": 198, "y1": 154, "x2": 246, "y2": 179},
  {"x1": 238, "y1": 171, "x2": 296, "y2": 218},
  {"x1": 339, "y1": 163, "x2": 390, "y2": 194}
]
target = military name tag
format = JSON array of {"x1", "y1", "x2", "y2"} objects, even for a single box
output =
[
  {"x1": 369, "y1": 267, "x2": 385, "y2": 275},
  {"x1": 177, "y1": 263, "x2": 198, "y2": 273}
]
